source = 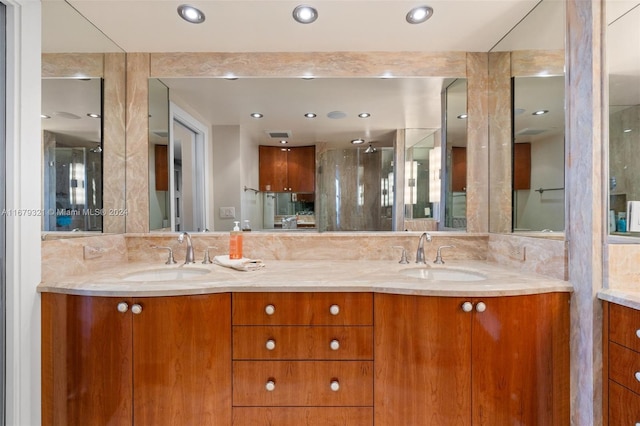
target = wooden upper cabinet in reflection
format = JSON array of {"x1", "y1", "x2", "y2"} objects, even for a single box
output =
[
  {"x1": 259, "y1": 145, "x2": 315, "y2": 193},
  {"x1": 513, "y1": 143, "x2": 531, "y2": 190},
  {"x1": 451, "y1": 147, "x2": 467, "y2": 192}
]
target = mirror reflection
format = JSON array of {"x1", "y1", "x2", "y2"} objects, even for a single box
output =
[
  {"x1": 608, "y1": 2, "x2": 640, "y2": 236},
  {"x1": 444, "y1": 79, "x2": 468, "y2": 230},
  {"x1": 150, "y1": 77, "x2": 456, "y2": 232},
  {"x1": 512, "y1": 76, "x2": 565, "y2": 232}
]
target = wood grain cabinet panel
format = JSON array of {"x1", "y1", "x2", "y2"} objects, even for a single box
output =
[
  {"x1": 259, "y1": 145, "x2": 315, "y2": 193},
  {"x1": 258, "y1": 146, "x2": 288, "y2": 192},
  {"x1": 513, "y1": 142, "x2": 531, "y2": 190},
  {"x1": 451, "y1": 146, "x2": 467, "y2": 192},
  {"x1": 232, "y1": 407, "x2": 373, "y2": 426},
  {"x1": 42, "y1": 293, "x2": 232, "y2": 426},
  {"x1": 609, "y1": 303, "x2": 640, "y2": 353},
  {"x1": 374, "y1": 293, "x2": 569, "y2": 426},
  {"x1": 609, "y1": 381, "x2": 640, "y2": 425},
  {"x1": 233, "y1": 326, "x2": 373, "y2": 360}
]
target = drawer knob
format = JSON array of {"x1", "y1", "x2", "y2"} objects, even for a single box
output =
[
  {"x1": 117, "y1": 302, "x2": 129, "y2": 313},
  {"x1": 329, "y1": 304, "x2": 340, "y2": 316},
  {"x1": 636, "y1": 329, "x2": 640, "y2": 339},
  {"x1": 461, "y1": 301, "x2": 473, "y2": 313},
  {"x1": 330, "y1": 380, "x2": 340, "y2": 391},
  {"x1": 330, "y1": 339, "x2": 340, "y2": 350},
  {"x1": 131, "y1": 304, "x2": 143, "y2": 315},
  {"x1": 265, "y1": 379, "x2": 276, "y2": 391},
  {"x1": 475, "y1": 302, "x2": 486, "y2": 313},
  {"x1": 635, "y1": 372, "x2": 640, "y2": 383},
  {"x1": 265, "y1": 339, "x2": 276, "y2": 350},
  {"x1": 265, "y1": 304, "x2": 276, "y2": 315}
]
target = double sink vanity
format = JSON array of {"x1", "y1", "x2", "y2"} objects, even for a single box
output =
[{"x1": 39, "y1": 232, "x2": 572, "y2": 426}]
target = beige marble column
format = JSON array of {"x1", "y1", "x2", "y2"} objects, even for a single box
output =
[
  {"x1": 125, "y1": 53, "x2": 151, "y2": 233},
  {"x1": 566, "y1": 0, "x2": 605, "y2": 424},
  {"x1": 466, "y1": 52, "x2": 490, "y2": 233}
]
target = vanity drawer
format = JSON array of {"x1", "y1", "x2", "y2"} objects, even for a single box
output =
[
  {"x1": 232, "y1": 326, "x2": 373, "y2": 360},
  {"x1": 232, "y1": 360, "x2": 373, "y2": 406},
  {"x1": 232, "y1": 292, "x2": 373, "y2": 325},
  {"x1": 609, "y1": 380, "x2": 640, "y2": 424},
  {"x1": 609, "y1": 341, "x2": 640, "y2": 394},
  {"x1": 232, "y1": 407, "x2": 373, "y2": 426},
  {"x1": 610, "y1": 303, "x2": 640, "y2": 352}
]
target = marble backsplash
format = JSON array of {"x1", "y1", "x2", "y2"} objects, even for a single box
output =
[
  {"x1": 607, "y1": 244, "x2": 640, "y2": 290},
  {"x1": 41, "y1": 232, "x2": 568, "y2": 282}
]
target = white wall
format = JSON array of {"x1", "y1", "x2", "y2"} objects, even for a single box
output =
[
  {"x1": 514, "y1": 134, "x2": 565, "y2": 231},
  {"x1": 240, "y1": 127, "x2": 262, "y2": 230},
  {"x1": 5, "y1": 0, "x2": 42, "y2": 424},
  {"x1": 212, "y1": 125, "x2": 242, "y2": 231}
]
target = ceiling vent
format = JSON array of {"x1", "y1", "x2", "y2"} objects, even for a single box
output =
[
  {"x1": 515, "y1": 128, "x2": 547, "y2": 136},
  {"x1": 266, "y1": 130, "x2": 292, "y2": 139}
]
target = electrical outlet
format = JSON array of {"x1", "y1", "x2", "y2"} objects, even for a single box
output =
[{"x1": 219, "y1": 207, "x2": 235, "y2": 219}]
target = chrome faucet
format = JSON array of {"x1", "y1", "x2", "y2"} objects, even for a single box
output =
[
  {"x1": 178, "y1": 232, "x2": 196, "y2": 264},
  {"x1": 434, "y1": 245, "x2": 455, "y2": 264},
  {"x1": 415, "y1": 232, "x2": 432, "y2": 264}
]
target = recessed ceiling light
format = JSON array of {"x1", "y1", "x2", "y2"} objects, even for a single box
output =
[
  {"x1": 358, "y1": 112, "x2": 371, "y2": 118},
  {"x1": 457, "y1": 114, "x2": 468, "y2": 119},
  {"x1": 351, "y1": 138, "x2": 365, "y2": 145},
  {"x1": 304, "y1": 112, "x2": 317, "y2": 118},
  {"x1": 87, "y1": 113, "x2": 101, "y2": 118},
  {"x1": 41, "y1": 114, "x2": 51, "y2": 119},
  {"x1": 250, "y1": 113, "x2": 264, "y2": 119},
  {"x1": 280, "y1": 140, "x2": 288, "y2": 144},
  {"x1": 177, "y1": 4, "x2": 205, "y2": 24},
  {"x1": 406, "y1": 6, "x2": 434, "y2": 24},
  {"x1": 624, "y1": 128, "x2": 633, "y2": 133},
  {"x1": 292, "y1": 5, "x2": 318, "y2": 24},
  {"x1": 532, "y1": 110, "x2": 549, "y2": 115}
]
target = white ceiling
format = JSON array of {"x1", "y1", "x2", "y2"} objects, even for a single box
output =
[{"x1": 41, "y1": 0, "x2": 638, "y2": 148}]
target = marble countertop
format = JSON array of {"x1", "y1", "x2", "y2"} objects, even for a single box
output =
[
  {"x1": 598, "y1": 288, "x2": 640, "y2": 310},
  {"x1": 38, "y1": 260, "x2": 573, "y2": 297}
]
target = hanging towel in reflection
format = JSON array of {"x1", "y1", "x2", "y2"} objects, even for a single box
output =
[
  {"x1": 627, "y1": 201, "x2": 640, "y2": 232},
  {"x1": 214, "y1": 255, "x2": 265, "y2": 271}
]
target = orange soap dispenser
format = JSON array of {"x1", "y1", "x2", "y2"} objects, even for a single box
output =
[{"x1": 229, "y1": 221, "x2": 243, "y2": 259}]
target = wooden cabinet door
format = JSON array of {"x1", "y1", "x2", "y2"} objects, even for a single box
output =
[
  {"x1": 374, "y1": 294, "x2": 472, "y2": 426},
  {"x1": 471, "y1": 293, "x2": 569, "y2": 426},
  {"x1": 451, "y1": 146, "x2": 467, "y2": 192},
  {"x1": 288, "y1": 146, "x2": 315, "y2": 193},
  {"x1": 259, "y1": 146, "x2": 288, "y2": 191},
  {"x1": 513, "y1": 142, "x2": 531, "y2": 190},
  {"x1": 132, "y1": 294, "x2": 232, "y2": 426},
  {"x1": 42, "y1": 293, "x2": 133, "y2": 426}
]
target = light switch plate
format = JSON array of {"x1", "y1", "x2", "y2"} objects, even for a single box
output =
[{"x1": 219, "y1": 207, "x2": 236, "y2": 219}]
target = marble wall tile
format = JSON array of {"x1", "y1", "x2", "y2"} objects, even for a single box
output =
[
  {"x1": 42, "y1": 53, "x2": 103, "y2": 78},
  {"x1": 608, "y1": 244, "x2": 640, "y2": 290},
  {"x1": 41, "y1": 234, "x2": 127, "y2": 281},
  {"x1": 466, "y1": 53, "x2": 490, "y2": 233},
  {"x1": 150, "y1": 52, "x2": 468, "y2": 78},
  {"x1": 125, "y1": 53, "x2": 151, "y2": 233},
  {"x1": 404, "y1": 219, "x2": 438, "y2": 232},
  {"x1": 487, "y1": 234, "x2": 567, "y2": 280},
  {"x1": 511, "y1": 49, "x2": 565, "y2": 77}
]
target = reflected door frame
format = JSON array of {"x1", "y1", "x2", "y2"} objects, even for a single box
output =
[{"x1": 169, "y1": 102, "x2": 210, "y2": 232}]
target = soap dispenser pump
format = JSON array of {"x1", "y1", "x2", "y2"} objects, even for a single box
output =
[{"x1": 229, "y1": 221, "x2": 243, "y2": 259}]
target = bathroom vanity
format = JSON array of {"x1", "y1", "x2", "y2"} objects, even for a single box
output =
[{"x1": 40, "y1": 259, "x2": 571, "y2": 426}]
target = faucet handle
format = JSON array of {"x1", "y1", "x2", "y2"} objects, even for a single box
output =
[
  {"x1": 151, "y1": 245, "x2": 177, "y2": 265},
  {"x1": 392, "y1": 246, "x2": 410, "y2": 264},
  {"x1": 202, "y1": 246, "x2": 218, "y2": 264},
  {"x1": 434, "y1": 245, "x2": 455, "y2": 264}
]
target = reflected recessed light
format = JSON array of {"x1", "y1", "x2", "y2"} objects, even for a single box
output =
[
  {"x1": 177, "y1": 4, "x2": 205, "y2": 24},
  {"x1": 41, "y1": 114, "x2": 51, "y2": 119},
  {"x1": 532, "y1": 110, "x2": 549, "y2": 115},
  {"x1": 224, "y1": 74, "x2": 238, "y2": 80},
  {"x1": 624, "y1": 128, "x2": 633, "y2": 133},
  {"x1": 358, "y1": 112, "x2": 371, "y2": 118},
  {"x1": 250, "y1": 113, "x2": 264, "y2": 119},
  {"x1": 351, "y1": 138, "x2": 365, "y2": 145},
  {"x1": 304, "y1": 112, "x2": 317, "y2": 118},
  {"x1": 87, "y1": 113, "x2": 101, "y2": 118},
  {"x1": 380, "y1": 72, "x2": 394, "y2": 79},
  {"x1": 457, "y1": 113, "x2": 468, "y2": 119},
  {"x1": 406, "y1": 5, "x2": 434, "y2": 24},
  {"x1": 301, "y1": 75, "x2": 315, "y2": 80},
  {"x1": 280, "y1": 140, "x2": 288, "y2": 144},
  {"x1": 292, "y1": 5, "x2": 318, "y2": 24}
]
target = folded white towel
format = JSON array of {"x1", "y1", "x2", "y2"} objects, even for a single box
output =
[{"x1": 213, "y1": 255, "x2": 265, "y2": 272}]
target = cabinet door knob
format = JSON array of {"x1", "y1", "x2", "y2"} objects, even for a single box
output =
[
  {"x1": 117, "y1": 302, "x2": 129, "y2": 313},
  {"x1": 475, "y1": 302, "x2": 486, "y2": 313},
  {"x1": 330, "y1": 339, "x2": 340, "y2": 350},
  {"x1": 330, "y1": 380, "x2": 340, "y2": 392},
  {"x1": 265, "y1": 304, "x2": 276, "y2": 315},
  {"x1": 329, "y1": 304, "x2": 340, "y2": 316},
  {"x1": 265, "y1": 379, "x2": 276, "y2": 391},
  {"x1": 635, "y1": 372, "x2": 640, "y2": 383},
  {"x1": 265, "y1": 339, "x2": 276, "y2": 350},
  {"x1": 635, "y1": 329, "x2": 640, "y2": 339},
  {"x1": 461, "y1": 301, "x2": 473, "y2": 313},
  {"x1": 131, "y1": 304, "x2": 143, "y2": 315}
]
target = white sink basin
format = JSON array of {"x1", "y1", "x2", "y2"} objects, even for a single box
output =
[
  {"x1": 401, "y1": 267, "x2": 487, "y2": 282},
  {"x1": 123, "y1": 268, "x2": 210, "y2": 282}
]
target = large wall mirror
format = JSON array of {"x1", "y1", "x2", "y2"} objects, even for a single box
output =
[
  {"x1": 608, "y1": 2, "x2": 640, "y2": 237},
  {"x1": 41, "y1": 0, "x2": 126, "y2": 234}
]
